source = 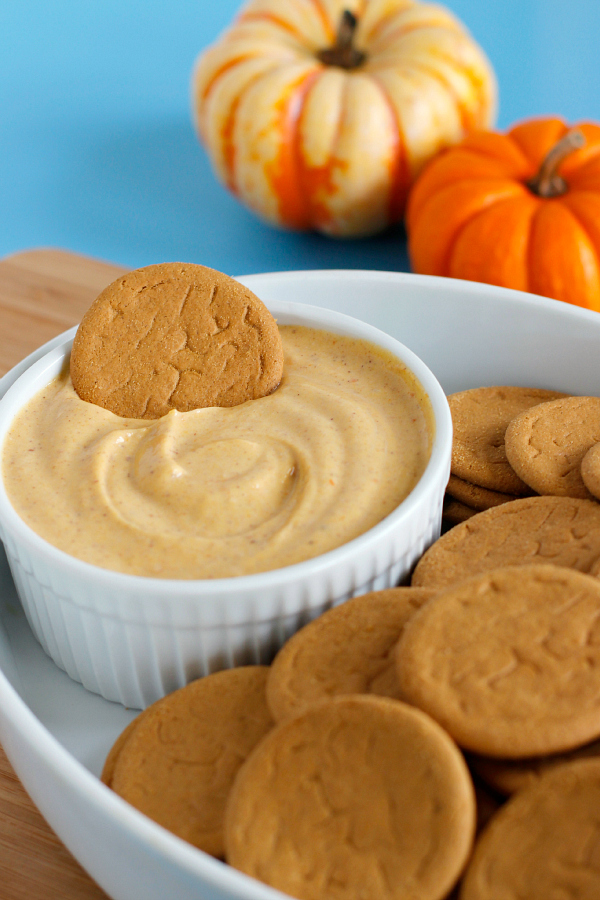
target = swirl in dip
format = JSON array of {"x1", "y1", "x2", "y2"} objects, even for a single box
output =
[{"x1": 2, "y1": 326, "x2": 433, "y2": 579}]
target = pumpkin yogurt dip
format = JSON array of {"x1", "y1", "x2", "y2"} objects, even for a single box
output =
[{"x1": 2, "y1": 326, "x2": 433, "y2": 579}]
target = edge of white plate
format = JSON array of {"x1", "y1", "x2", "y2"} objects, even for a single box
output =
[{"x1": 1, "y1": 268, "x2": 599, "y2": 899}]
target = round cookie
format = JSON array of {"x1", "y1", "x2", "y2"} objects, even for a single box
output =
[
  {"x1": 109, "y1": 666, "x2": 274, "y2": 857},
  {"x1": 448, "y1": 386, "x2": 567, "y2": 494},
  {"x1": 225, "y1": 695, "x2": 476, "y2": 900},
  {"x1": 460, "y1": 758, "x2": 600, "y2": 899},
  {"x1": 505, "y1": 395, "x2": 600, "y2": 499},
  {"x1": 411, "y1": 495, "x2": 600, "y2": 590},
  {"x1": 581, "y1": 441, "x2": 600, "y2": 500},
  {"x1": 266, "y1": 587, "x2": 436, "y2": 722},
  {"x1": 70, "y1": 263, "x2": 284, "y2": 418},
  {"x1": 398, "y1": 565, "x2": 600, "y2": 759},
  {"x1": 469, "y1": 736, "x2": 600, "y2": 796},
  {"x1": 445, "y1": 474, "x2": 519, "y2": 511}
]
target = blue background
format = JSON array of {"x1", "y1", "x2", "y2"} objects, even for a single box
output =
[{"x1": 1, "y1": 0, "x2": 599, "y2": 276}]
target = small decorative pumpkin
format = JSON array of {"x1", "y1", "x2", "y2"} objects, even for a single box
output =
[
  {"x1": 406, "y1": 117, "x2": 600, "y2": 312},
  {"x1": 193, "y1": 0, "x2": 496, "y2": 237}
]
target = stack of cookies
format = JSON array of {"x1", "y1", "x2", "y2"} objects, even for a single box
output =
[
  {"x1": 103, "y1": 589, "x2": 480, "y2": 900},
  {"x1": 443, "y1": 386, "x2": 562, "y2": 525},
  {"x1": 444, "y1": 386, "x2": 600, "y2": 527},
  {"x1": 397, "y1": 563, "x2": 600, "y2": 899},
  {"x1": 103, "y1": 563, "x2": 600, "y2": 899},
  {"x1": 100, "y1": 380, "x2": 600, "y2": 899}
]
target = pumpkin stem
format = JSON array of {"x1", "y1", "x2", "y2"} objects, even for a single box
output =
[
  {"x1": 527, "y1": 129, "x2": 586, "y2": 198},
  {"x1": 316, "y1": 10, "x2": 366, "y2": 70}
]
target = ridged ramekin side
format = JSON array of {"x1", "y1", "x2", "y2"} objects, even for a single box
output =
[{"x1": 1, "y1": 460, "x2": 444, "y2": 708}]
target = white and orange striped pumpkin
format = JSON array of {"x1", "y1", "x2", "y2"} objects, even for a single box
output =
[{"x1": 193, "y1": 0, "x2": 497, "y2": 237}]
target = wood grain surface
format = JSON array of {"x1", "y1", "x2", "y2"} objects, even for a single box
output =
[{"x1": 0, "y1": 248, "x2": 127, "y2": 899}]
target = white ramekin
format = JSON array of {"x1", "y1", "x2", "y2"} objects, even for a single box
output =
[{"x1": 0, "y1": 301, "x2": 451, "y2": 708}]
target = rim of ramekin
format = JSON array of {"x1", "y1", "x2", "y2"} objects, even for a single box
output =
[{"x1": 0, "y1": 300, "x2": 452, "y2": 597}]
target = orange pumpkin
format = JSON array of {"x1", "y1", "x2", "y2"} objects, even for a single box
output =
[
  {"x1": 193, "y1": 0, "x2": 496, "y2": 237},
  {"x1": 406, "y1": 117, "x2": 600, "y2": 312}
]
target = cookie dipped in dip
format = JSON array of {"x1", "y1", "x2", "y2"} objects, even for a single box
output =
[{"x1": 2, "y1": 265, "x2": 433, "y2": 579}]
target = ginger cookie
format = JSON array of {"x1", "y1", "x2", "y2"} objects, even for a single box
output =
[
  {"x1": 448, "y1": 386, "x2": 566, "y2": 494},
  {"x1": 398, "y1": 565, "x2": 600, "y2": 759},
  {"x1": 581, "y1": 441, "x2": 600, "y2": 500},
  {"x1": 445, "y1": 474, "x2": 518, "y2": 511},
  {"x1": 225, "y1": 695, "x2": 476, "y2": 900},
  {"x1": 70, "y1": 263, "x2": 284, "y2": 418},
  {"x1": 505, "y1": 395, "x2": 600, "y2": 499},
  {"x1": 101, "y1": 717, "x2": 145, "y2": 788},
  {"x1": 469, "y1": 736, "x2": 600, "y2": 796},
  {"x1": 460, "y1": 758, "x2": 600, "y2": 899},
  {"x1": 266, "y1": 587, "x2": 436, "y2": 722},
  {"x1": 411, "y1": 495, "x2": 600, "y2": 590},
  {"x1": 109, "y1": 666, "x2": 274, "y2": 857}
]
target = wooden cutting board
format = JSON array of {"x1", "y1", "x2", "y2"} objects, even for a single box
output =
[{"x1": 0, "y1": 248, "x2": 128, "y2": 900}]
